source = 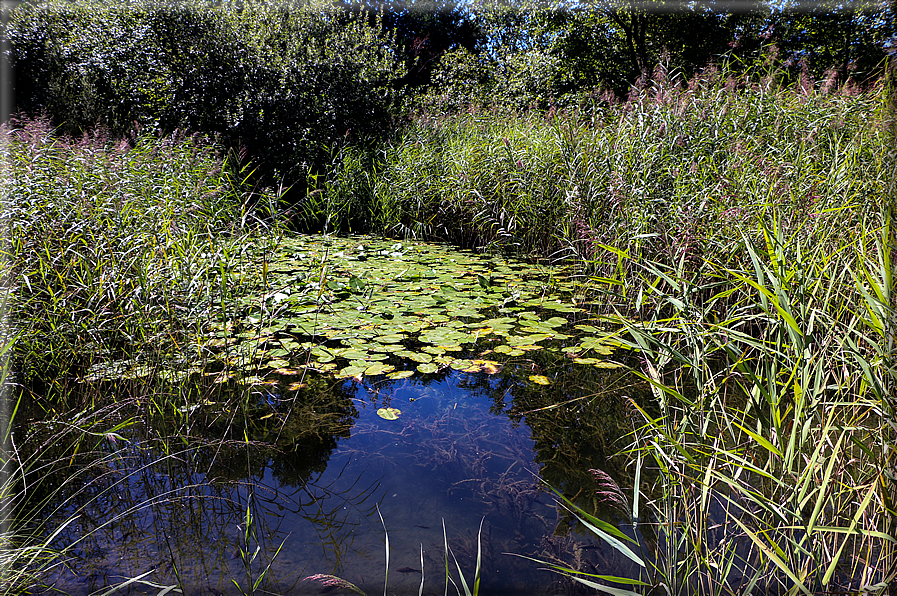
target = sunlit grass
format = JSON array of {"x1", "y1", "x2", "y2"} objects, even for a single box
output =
[
  {"x1": 360, "y1": 64, "x2": 887, "y2": 279},
  {"x1": 2, "y1": 117, "x2": 281, "y2": 396},
  {"x1": 0, "y1": 117, "x2": 284, "y2": 594}
]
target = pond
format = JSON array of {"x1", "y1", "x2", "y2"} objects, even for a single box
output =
[{"x1": 24, "y1": 235, "x2": 645, "y2": 595}]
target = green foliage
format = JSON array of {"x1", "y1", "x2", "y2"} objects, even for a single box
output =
[
  {"x1": 2, "y1": 116, "x2": 279, "y2": 389},
  {"x1": 770, "y1": 1, "x2": 895, "y2": 87},
  {"x1": 6, "y1": 0, "x2": 407, "y2": 188}
]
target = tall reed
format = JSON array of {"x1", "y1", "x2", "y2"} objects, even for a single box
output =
[
  {"x1": 1, "y1": 117, "x2": 282, "y2": 593},
  {"x1": 354, "y1": 62, "x2": 887, "y2": 280},
  {"x1": 2, "y1": 117, "x2": 281, "y2": 396}
]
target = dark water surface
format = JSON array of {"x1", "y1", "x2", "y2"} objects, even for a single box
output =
[{"x1": 36, "y1": 364, "x2": 637, "y2": 596}]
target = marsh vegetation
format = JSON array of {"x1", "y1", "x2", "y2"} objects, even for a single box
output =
[{"x1": 2, "y1": 0, "x2": 896, "y2": 594}]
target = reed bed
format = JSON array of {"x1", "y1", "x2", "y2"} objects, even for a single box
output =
[
  {"x1": 1, "y1": 117, "x2": 281, "y2": 394},
  {"x1": 362, "y1": 66, "x2": 887, "y2": 273},
  {"x1": 0, "y1": 117, "x2": 282, "y2": 594}
]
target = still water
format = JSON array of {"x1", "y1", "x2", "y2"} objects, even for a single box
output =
[{"x1": 37, "y1": 362, "x2": 637, "y2": 596}]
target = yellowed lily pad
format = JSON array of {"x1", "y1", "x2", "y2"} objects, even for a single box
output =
[
  {"x1": 377, "y1": 407, "x2": 401, "y2": 420},
  {"x1": 463, "y1": 360, "x2": 502, "y2": 374},
  {"x1": 386, "y1": 370, "x2": 415, "y2": 380},
  {"x1": 529, "y1": 375, "x2": 550, "y2": 385},
  {"x1": 593, "y1": 361, "x2": 623, "y2": 369},
  {"x1": 513, "y1": 344, "x2": 542, "y2": 352}
]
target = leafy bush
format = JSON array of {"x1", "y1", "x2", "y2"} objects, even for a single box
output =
[{"x1": 5, "y1": 0, "x2": 406, "y2": 190}]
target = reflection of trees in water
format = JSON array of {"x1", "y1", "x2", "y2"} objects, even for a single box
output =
[
  {"x1": 14, "y1": 342, "x2": 650, "y2": 594},
  {"x1": 13, "y1": 377, "x2": 382, "y2": 595},
  {"x1": 341, "y1": 360, "x2": 642, "y2": 594},
  {"x1": 438, "y1": 347, "x2": 647, "y2": 593},
  {"x1": 457, "y1": 347, "x2": 640, "y2": 521}
]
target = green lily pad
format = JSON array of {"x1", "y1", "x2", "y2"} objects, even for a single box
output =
[
  {"x1": 365, "y1": 363, "x2": 395, "y2": 376},
  {"x1": 449, "y1": 359, "x2": 473, "y2": 370},
  {"x1": 417, "y1": 362, "x2": 439, "y2": 374},
  {"x1": 336, "y1": 365, "x2": 368, "y2": 379},
  {"x1": 407, "y1": 352, "x2": 433, "y2": 363}
]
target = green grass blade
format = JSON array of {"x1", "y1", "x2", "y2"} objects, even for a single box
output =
[
  {"x1": 731, "y1": 420, "x2": 783, "y2": 458},
  {"x1": 473, "y1": 518, "x2": 483, "y2": 596},
  {"x1": 730, "y1": 516, "x2": 812, "y2": 596}
]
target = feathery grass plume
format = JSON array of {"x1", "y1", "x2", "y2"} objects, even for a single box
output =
[
  {"x1": 588, "y1": 468, "x2": 629, "y2": 517},
  {"x1": 304, "y1": 574, "x2": 368, "y2": 596}
]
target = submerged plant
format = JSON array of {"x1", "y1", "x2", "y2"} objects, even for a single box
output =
[{"x1": 305, "y1": 511, "x2": 484, "y2": 596}]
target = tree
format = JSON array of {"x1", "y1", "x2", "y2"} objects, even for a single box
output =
[
  {"x1": 769, "y1": 0, "x2": 895, "y2": 87},
  {"x1": 338, "y1": 0, "x2": 484, "y2": 89}
]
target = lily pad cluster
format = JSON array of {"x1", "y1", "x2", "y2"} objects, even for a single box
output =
[
  {"x1": 84, "y1": 235, "x2": 624, "y2": 385},
  {"x1": 196, "y1": 235, "x2": 624, "y2": 383}
]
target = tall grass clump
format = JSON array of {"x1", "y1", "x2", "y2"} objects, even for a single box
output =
[
  {"x1": 1, "y1": 116, "x2": 283, "y2": 593},
  {"x1": 499, "y1": 67, "x2": 896, "y2": 594},
  {"x1": 1, "y1": 116, "x2": 281, "y2": 398},
  {"x1": 537, "y1": 201, "x2": 896, "y2": 595},
  {"x1": 366, "y1": 60, "x2": 888, "y2": 275}
]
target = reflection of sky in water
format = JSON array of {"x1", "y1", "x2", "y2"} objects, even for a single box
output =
[{"x1": 38, "y1": 372, "x2": 624, "y2": 596}]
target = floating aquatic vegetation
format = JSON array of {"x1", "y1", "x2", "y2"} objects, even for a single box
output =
[
  {"x1": 84, "y1": 235, "x2": 626, "y2": 386},
  {"x1": 377, "y1": 407, "x2": 402, "y2": 420}
]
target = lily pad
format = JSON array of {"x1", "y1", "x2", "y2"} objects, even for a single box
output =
[
  {"x1": 593, "y1": 361, "x2": 624, "y2": 369},
  {"x1": 529, "y1": 375, "x2": 551, "y2": 385},
  {"x1": 336, "y1": 365, "x2": 368, "y2": 379},
  {"x1": 377, "y1": 407, "x2": 402, "y2": 420},
  {"x1": 386, "y1": 370, "x2": 415, "y2": 380},
  {"x1": 407, "y1": 352, "x2": 433, "y2": 363},
  {"x1": 463, "y1": 360, "x2": 502, "y2": 374},
  {"x1": 365, "y1": 363, "x2": 395, "y2": 376},
  {"x1": 417, "y1": 362, "x2": 439, "y2": 374}
]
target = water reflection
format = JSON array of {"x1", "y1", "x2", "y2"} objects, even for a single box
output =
[{"x1": 22, "y1": 349, "x2": 639, "y2": 595}]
